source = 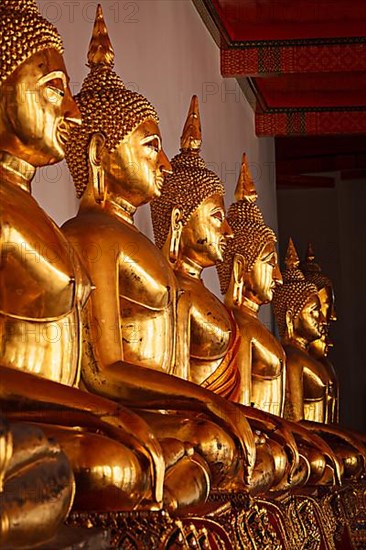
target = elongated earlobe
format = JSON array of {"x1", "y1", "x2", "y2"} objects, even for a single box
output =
[
  {"x1": 88, "y1": 132, "x2": 106, "y2": 204},
  {"x1": 233, "y1": 253, "x2": 245, "y2": 306},
  {"x1": 169, "y1": 206, "x2": 183, "y2": 264},
  {"x1": 286, "y1": 310, "x2": 294, "y2": 340}
]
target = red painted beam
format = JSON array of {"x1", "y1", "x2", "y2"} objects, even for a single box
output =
[
  {"x1": 221, "y1": 43, "x2": 366, "y2": 77},
  {"x1": 255, "y1": 73, "x2": 366, "y2": 109},
  {"x1": 212, "y1": 0, "x2": 366, "y2": 42},
  {"x1": 256, "y1": 111, "x2": 366, "y2": 136}
]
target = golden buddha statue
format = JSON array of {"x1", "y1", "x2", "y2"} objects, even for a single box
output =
[
  {"x1": 272, "y1": 239, "x2": 332, "y2": 424},
  {"x1": 301, "y1": 244, "x2": 339, "y2": 423},
  {"x1": 150, "y1": 96, "x2": 330, "y2": 492},
  {"x1": 216, "y1": 153, "x2": 285, "y2": 417},
  {"x1": 151, "y1": 95, "x2": 238, "y2": 397},
  {"x1": 0, "y1": 1, "x2": 75, "y2": 542},
  {"x1": 214, "y1": 157, "x2": 345, "y2": 486},
  {"x1": 272, "y1": 239, "x2": 366, "y2": 478},
  {"x1": 151, "y1": 103, "x2": 347, "y2": 489},
  {"x1": 63, "y1": 6, "x2": 257, "y2": 495},
  {"x1": 0, "y1": 0, "x2": 188, "y2": 516}
]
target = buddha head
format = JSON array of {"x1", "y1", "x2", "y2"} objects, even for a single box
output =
[
  {"x1": 272, "y1": 239, "x2": 326, "y2": 346},
  {"x1": 0, "y1": 0, "x2": 80, "y2": 167},
  {"x1": 216, "y1": 153, "x2": 282, "y2": 309},
  {"x1": 65, "y1": 4, "x2": 171, "y2": 209},
  {"x1": 151, "y1": 95, "x2": 232, "y2": 272},
  {"x1": 300, "y1": 243, "x2": 336, "y2": 357},
  {"x1": 301, "y1": 243, "x2": 336, "y2": 325}
]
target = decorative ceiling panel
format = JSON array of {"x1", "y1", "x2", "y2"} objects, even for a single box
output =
[{"x1": 193, "y1": 0, "x2": 366, "y2": 186}]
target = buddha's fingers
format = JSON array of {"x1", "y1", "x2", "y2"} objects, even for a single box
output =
[{"x1": 206, "y1": 397, "x2": 256, "y2": 484}]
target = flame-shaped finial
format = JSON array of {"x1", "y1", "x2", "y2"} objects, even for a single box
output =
[
  {"x1": 305, "y1": 242, "x2": 315, "y2": 263},
  {"x1": 301, "y1": 242, "x2": 323, "y2": 275},
  {"x1": 285, "y1": 238, "x2": 300, "y2": 270},
  {"x1": 180, "y1": 95, "x2": 202, "y2": 152},
  {"x1": 87, "y1": 4, "x2": 115, "y2": 69},
  {"x1": 234, "y1": 152, "x2": 258, "y2": 203}
]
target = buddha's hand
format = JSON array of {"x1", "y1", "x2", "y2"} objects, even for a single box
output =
[
  {"x1": 238, "y1": 406, "x2": 300, "y2": 483},
  {"x1": 295, "y1": 421, "x2": 342, "y2": 485},
  {"x1": 205, "y1": 395, "x2": 256, "y2": 485},
  {"x1": 280, "y1": 427, "x2": 300, "y2": 483},
  {"x1": 267, "y1": 417, "x2": 300, "y2": 483},
  {"x1": 304, "y1": 420, "x2": 366, "y2": 470},
  {"x1": 263, "y1": 420, "x2": 300, "y2": 483}
]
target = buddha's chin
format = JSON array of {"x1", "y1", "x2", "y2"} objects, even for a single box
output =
[
  {"x1": 43, "y1": 136, "x2": 66, "y2": 164},
  {"x1": 45, "y1": 149, "x2": 65, "y2": 166}
]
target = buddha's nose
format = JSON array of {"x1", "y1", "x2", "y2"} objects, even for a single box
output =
[
  {"x1": 159, "y1": 149, "x2": 172, "y2": 175},
  {"x1": 319, "y1": 310, "x2": 327, "y2": 328},
  {"x1": 223, "y1": 219, "x2": 233, "y2": 239},
  {"x1": 64, "y1": 89, "x2": 81, "y2": 127},
  {"x1": 273, "y1": 263, "x2": 283, "y2": 286},
  {"x1": 330, "y1": 306, "x2": 337, "y2": 322}
]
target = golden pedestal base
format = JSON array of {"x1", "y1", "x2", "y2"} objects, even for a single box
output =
[
  {"x1": 68, "y1": 507, "x2": 232, "y2": 548},
  {"x1": 68, "y1": 483, "x2": 366, "y2": 549}
]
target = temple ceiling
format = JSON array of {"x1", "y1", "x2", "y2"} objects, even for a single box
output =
[{"x1": 194, "y1": 0, "x2": 366, "y2": 187}]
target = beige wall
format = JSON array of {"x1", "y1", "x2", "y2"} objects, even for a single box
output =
[{"x1": 34, "y1": 0, "x2": 276, "y2": 308}]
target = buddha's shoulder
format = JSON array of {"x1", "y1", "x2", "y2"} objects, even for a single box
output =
[
  {"x1": 233, "y1": 309, "x2": 262, "y2": 331},
  {"x1": 1, "y1": 182, "x2": 46, "y2": 227},
  {"x1": 1, "y1": 184, "x2": 70, "y2": 252},
  {"x1": 63, "y1": 210, "x2": 143, "y2": 246},
  {"x1": 284, "y1": 344, "x2": 311, "y2": 366}
]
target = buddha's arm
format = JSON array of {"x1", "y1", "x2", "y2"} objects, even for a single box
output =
[
  {"x1": 283, "y1": 358, "x2": 342, "y2": 481},
  {"x1": 285, "y1": 361, "x2": 304, "y2": 422},
  {"x1": 302, "y1": 419, "x2": 366, "y2": 468},
  {"x1": 0, "y1": 364, "x2": 165, "y2": 499},
  {"x1": 86, "y1": 359, "x2": 256, "y2": 483},
  {"x1": 323, "y1": 359, "x2": 339, "y2": 424},
  {"x1": 236, "y1": 403, "x2": 299, "y2": 481},
  {"x1": 81, "y1": 254, "x2": 256, "y2": 481},
  {"x1": 236, "y1": 329, "x2": 285, "y2": 416},
  {"x1": 236, "y1": 333, "x2": 252, "y2": 406},
  {"x1": 283, "y1": 417, "x2": 342, "y2": 484},
  {"x1": 2, "y1": 226, "x2": 68, "y2": 288},
  {"x1": 174, "y1": 288, "x2": 191, "y2": 381},
  {"x1": 242, "y1": 407, "x2": 345, "y2": 483},
  {"x1": 83, "y1": 249, "x2": 124, "y2": 365}
]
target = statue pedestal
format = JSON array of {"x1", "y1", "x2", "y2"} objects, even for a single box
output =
[
  {"x1": 67, "y1": 483, "x2": 366, "y2": 549},
  {"x1": 68, "y1": 507, "x2": 232, "y2": 548},
  {"x1": 37, "y1": 526, "x2": 110, "y2": 550}
]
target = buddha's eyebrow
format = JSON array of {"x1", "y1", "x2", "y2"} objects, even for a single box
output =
[
  {"x1": 141, "y1": 134, "x2": 161, "y2": 148},
  {"x1": 37, "y1": 71, "x2": 67, "y2": 88}
]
